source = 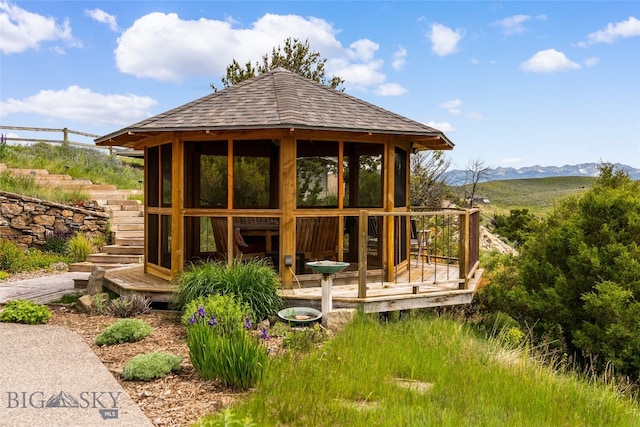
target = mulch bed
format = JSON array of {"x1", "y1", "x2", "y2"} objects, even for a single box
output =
[{"x1": 47, "y1": 307, "x2": 252, "y2": 426}]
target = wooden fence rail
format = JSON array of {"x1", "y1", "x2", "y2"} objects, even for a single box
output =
[{"x1": 0, "y1": 125, "x2": 134, "y2": 156}]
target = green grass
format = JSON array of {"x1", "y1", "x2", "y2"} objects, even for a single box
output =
[
  {"x1": 0, "y1": 142, "x2": 143, "y2": 189},
  {"x1": 0, "y1": 172, "x2": 89, "y2": 205},
  {"x1": 196, "y1": 313, "x2": 639, "y2": 426},
  {"x1": 469, "y1": 176, "x2": 595, "y2": 217}
]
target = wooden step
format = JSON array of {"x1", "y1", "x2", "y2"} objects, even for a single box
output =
[
  {"x1": 102, "y1": 244, "x2": 144, "y2": 255},
  {"x1": 68, "y1": 261, "x2": 132, "y2": 272},
  {"x1": 111, "y1": 223, "x2": 144, "y2": 231},
  {"x1": 115, "y1": 237, "x2": 144, "y2": 246},
  {"x1": 113, "y1": 230, "x2": 145, "y2": 239},
  {"x1": 86, "y1": 253, "x2": 143, "y2": 264},
  {"x1": 109, "y1": 210, "x2": 143, "y2": 217},
  {"x1": 106, "y1": 199, "x2": 142, "y2": 206}
]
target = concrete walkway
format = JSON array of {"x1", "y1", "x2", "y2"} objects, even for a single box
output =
[
  {"x1": 0, "y1": 323, "x2": 153, "y2": 426},
  {"x1": 0, "y1": 274, "x2": 153, "y2": 426},
  {"x1": 0, "y1": 272, "x2": 89, "y2": 304}
]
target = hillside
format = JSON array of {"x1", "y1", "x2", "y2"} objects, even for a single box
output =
[{"x1": 469, "y1": 176, "x2": 595, "y2": 216}]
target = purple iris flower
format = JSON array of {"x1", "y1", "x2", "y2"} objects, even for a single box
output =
[
  {"x1": 260, "y1": 327, "x2": 270, "y2": 340},
  {"x1": 208, "y1": 315, "x2": 217, "y2": 327},
  {"x1": 244, "y1": 318, "x2": 252, "y2": 330},
  {"x1": 189, "y1": 316, "x2": 195, "y2": 324},
  {"x1": 197, "y1": 306, "x2": 206, "y2": 318}
]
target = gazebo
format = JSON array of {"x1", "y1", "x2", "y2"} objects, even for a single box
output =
[{"x1": 97, "y1": 68, "x2": 480, "y2": 308}]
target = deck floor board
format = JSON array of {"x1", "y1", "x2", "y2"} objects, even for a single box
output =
[{"x1": 103, "y1": 263, "x2": 481, "y2": 311}]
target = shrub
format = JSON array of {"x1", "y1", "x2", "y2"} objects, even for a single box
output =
[
  {"x1": 0, "y1": 300, "x2": 52, "y2": 324},
  {"x1": 186, "y1": 300, "x2": 268, "y2": 389},
  {"x1": 481, "y1": 165, "x2": 640, "y2": 378},
  {"x1": 42, "y1": 230, "x2": 73, "y2": 254},
  {"x1": 95, "y1": 318, "x2": 153, "y2": 346},
  {"x1": 107, "y1": 294, "x2": 152, "y2": 318},
  {"x1": 66, "y1": 233, "x2": 93, "y2": 262},
  {"x1": 282, "y1": 324, "x2": 327, "y2": 351},
  {"x1": 0, "y1": 239, "x2": 29, "y2": 273},
  {"x1": 182, "y1": 294, "x2": 250, "y2": 336},
  {"x1": 174, "y1": 258, "x2": 283, "y2": 321},
  {"x1": 122, "y1": 352, "x2": 183, "y2": 381}
]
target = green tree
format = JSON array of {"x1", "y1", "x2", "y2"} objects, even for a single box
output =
[
  {"x1": 481, "y1": 165, "x2": 640, "y2": 378},
  {"x1": 410, "y1": 150, "x2": 451, "y2": 207},
  {"x1": 491, "y1": 208, "x2": 541, "y2": 247},
  {"x1": 212, "y1": 38, "x2": 344, "y2": 91}
]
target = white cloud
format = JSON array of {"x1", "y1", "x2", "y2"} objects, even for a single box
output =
[
  {"x1": 584, "y1": 57, "x2": 599, "y2": 67},
  {"x1": 587, "y1": 16, "x2": 640, "y2": 44},
  {"x1": 471, "y1": 57, "x2": 480, "y2": 64},
  {"x1": 85, "y1": 8, "x2": 119, "y2": 32},
  {"x1": 494, "y1": 14, "x2": 531, "y2": 35},
  {"x1": 349, "y1": 39, "x2": 379, "y2": 62},
  {"x1": 115, "y1": 12, "x2": 357, "y2": 84},
  {"x1": 0, "y1": 86, "x2": 157, "y2": 126},
  {"x1": 0, "y1": 0, "x2": 81, "y2": 54},
  {"x1": 493, "y1": 14, "x2": 548, "y2": 35},
  {"x1": 441, "y1": 99, "x2": 462, "y2": 114},
  {"x1": 375, "y1": 83, "x2": 407, "y2": 96},
  {"x1": 392, "y1": 46, "x2": 407, "y2": 70},
  {"x1": 329, "y1": 58, "x2": 386, "y2": 91},
  {"x1": 466, "y1": 112, "x2": 484, "y2": 121},
  {"x1": 426, "y1": 121, "x2": 455, "y2": 133},
  {"x1": 520, "y1": 49, "x2": 581, "y2": 73},
  {"x1": 428, "y1": 23, "x2": 464, "y2": 56}
]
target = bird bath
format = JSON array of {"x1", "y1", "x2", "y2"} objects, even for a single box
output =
[{"x1": 306, "y1": 261, "x2": 350, "y2": 326}]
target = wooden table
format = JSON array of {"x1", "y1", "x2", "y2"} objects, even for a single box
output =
[{"x1": 236, "y1": 223, "x2": 279, "y2": 252}]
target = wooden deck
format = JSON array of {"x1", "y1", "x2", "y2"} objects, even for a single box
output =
[{"x1": 103, "y1": 262, "x2": 482, "y2": 312}]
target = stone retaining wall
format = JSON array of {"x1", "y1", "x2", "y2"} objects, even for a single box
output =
[{"x1": 0, "y1": 191, "x2": 109, "y2": 250}]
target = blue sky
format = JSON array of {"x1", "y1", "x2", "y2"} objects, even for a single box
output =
[{"x1": 1, "y1": 1, "x2": 639, "y2": 169}]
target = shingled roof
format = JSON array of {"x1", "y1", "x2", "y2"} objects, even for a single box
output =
[{"x1": 96, "y1": 67, "x2": 453, "y2": 150}]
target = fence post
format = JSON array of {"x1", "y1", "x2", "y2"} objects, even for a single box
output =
[{"x1": 63, "y1": 128, "x2": 69, "y2": 145}]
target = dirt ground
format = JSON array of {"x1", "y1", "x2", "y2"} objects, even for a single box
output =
[{"x1": 47, "y1": 307, "x2": 259, "y2": 427}]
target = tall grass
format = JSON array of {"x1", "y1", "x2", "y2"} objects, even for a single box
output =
[
  {"x1": 0, "y1": 142, "x2": 143, "y2": 189},
  {"x1": 198, "y1": 313, "x2": 639, "y2": 426},
  {"x1": 0, "y1": 172, "x2": 88, "y2": 204},
  {"x1": 173, "y1": 259, "x2": 283, "y2": 322}
]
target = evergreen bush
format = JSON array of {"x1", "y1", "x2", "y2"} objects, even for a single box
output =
[
  {"x1": 95, "y1": 318, "x2": 153, "y2": 346},
  {"x1": 122, "y1": 352, "x2": 183, "y2": 381}
]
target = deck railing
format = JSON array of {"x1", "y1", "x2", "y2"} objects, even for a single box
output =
[{"x1": 357, "y1": 208, "x2": 480, "y2": 298}]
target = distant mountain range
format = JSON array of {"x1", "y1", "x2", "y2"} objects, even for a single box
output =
[{"x1": 446, "y1": 163, "x2": 640, "y2": 183}]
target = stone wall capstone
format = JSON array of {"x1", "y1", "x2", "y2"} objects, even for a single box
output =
[{"x1": 0, "y1": 191, "x2": 110, "y2": 250}]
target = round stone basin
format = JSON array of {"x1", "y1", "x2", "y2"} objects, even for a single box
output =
[
  {"x1": 306, "y1": 261, "x2": 350, "y2": 274},
  {"x1": 278, "y1": 307, "x2": 322, "y2": 325}
]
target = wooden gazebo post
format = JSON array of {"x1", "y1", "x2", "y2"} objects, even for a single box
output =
[{"x1": 279, "y1": 133, "x2": 296, "y2": 288}]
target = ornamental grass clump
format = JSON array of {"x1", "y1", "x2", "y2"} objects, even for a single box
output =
[
  {"x1": 185, "y1": 295, "x2": 268, "y2": 390},
  {"x1": 174, "y1": 258, "x2": 283, "y2": 321},
  {"x1": 95, "y1": 318, "x2": 153, "y2": 346}
]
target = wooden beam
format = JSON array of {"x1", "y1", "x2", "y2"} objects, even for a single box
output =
[
  {"x1": 280, "y1": 135, "x2": 296, "y2": 288},
  {"x1": 171, "y1": 136, "x2": 185, "y2": 277},
  {"x1": 358, "y1": 210, "x2": 368, "y2": 298}
]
